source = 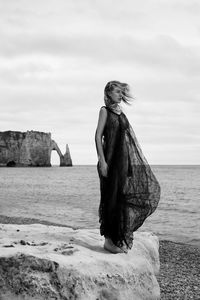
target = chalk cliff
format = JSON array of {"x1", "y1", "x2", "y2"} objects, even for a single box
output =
[
  {"x1": 0, "y1": 130, "x2": 72, "y2": 167},
  {"x1": 0, "y1": 224, "x2": 160, "y2": 300}
]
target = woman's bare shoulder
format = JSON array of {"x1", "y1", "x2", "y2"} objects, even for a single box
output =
[
  {"x1": 99, "y1": 106, "x2": 108, "y2": 115},
  {"x1": 100, "y1": 105, "x2": 107, "y2": 111}
]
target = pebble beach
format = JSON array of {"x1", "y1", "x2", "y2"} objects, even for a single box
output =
[{"x1": 157, "y1": 240, "x2": 200, "y2": 300}]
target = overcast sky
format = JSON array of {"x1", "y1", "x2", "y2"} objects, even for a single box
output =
[{"x1": 0, "y1": 0, "x2": 200, "y2": 165}]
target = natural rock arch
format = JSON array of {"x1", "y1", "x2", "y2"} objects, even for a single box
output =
[
  {"x1": 7, "y1": 160, "x2": 16, "y2": 167},
  {"x1": 50, "y1": 140, "x2": 72, "y2": 167}
]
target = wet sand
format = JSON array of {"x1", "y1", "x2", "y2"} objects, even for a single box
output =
[{"x1": 0, "y1": 214, "x2": 78, "y2": 229}]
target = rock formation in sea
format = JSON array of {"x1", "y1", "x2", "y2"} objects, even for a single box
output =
[
  {"x1": 0, "y1": 130, "x2": 72, "y2": 167},
  {"x1": 0, "y1": 224, "x2": 160, "y2": 300}
]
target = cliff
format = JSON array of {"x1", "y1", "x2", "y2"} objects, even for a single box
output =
[
  {"x1": 0, "y1": 130, "x2": 72, "y2": 167},
  {"x1": 0, "y1": 224, "x2": 160, "y2": 300}
]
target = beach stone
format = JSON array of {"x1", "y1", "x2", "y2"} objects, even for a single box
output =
[{"x1": 0, "y1": 224, "x2": 160, "y2": 300}]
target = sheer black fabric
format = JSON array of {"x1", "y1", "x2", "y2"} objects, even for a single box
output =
[{"x1": 97, "y1": 106, "x2": 161, "y2": 250}]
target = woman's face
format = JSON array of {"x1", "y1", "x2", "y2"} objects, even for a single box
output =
[{"x1": 109, "y1": 86, "x2": 122, "y2": 104}]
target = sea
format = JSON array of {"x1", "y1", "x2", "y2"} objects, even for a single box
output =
[{"x1": 0, "y1": 165, "x2": 199, "y2": 247}]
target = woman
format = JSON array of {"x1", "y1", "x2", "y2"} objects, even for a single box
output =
[{"x1": 95, "y1": 80, "x2": 161, "y2": 254}]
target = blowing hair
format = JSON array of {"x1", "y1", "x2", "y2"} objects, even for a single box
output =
[{"x1": 104, "y1": 80, "x2": 133, "y2": 107}]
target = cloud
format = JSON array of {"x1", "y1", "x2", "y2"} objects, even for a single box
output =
[
  {"x1": 1, "y1": 34, "x2": 200, "y2": 83},
  {"x1": 0, "y1": 0, "x2": 200, "y2": 164}
]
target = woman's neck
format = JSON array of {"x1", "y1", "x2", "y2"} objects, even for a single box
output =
[{"x1": 107, "y1": 103, "x2": 122, "y2": 114}]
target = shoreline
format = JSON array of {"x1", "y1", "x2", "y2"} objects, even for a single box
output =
[
  {"x1": 0, "y1": 214, "x2": 199, "y2": 248},
  {"x1": 0, "y1": 214, "x2": 78, "y2": 230}
]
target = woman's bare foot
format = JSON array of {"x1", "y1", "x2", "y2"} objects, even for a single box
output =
[
  {"x1": 104, "y1": 238, "x2": 126, "y2": 254},
  {"x1": 119, "y1": 244, "x2": 129, "y2": 254}
]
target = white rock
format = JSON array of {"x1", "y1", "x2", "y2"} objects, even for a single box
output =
[{"x1": 0, "y1": 224, "x2": 160, "y2": 300}]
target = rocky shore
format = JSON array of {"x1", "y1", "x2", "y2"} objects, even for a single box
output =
[
  {"x1": 0, "y1": 221, "x2": 199, "y2": 299},
  {"x1": 0, "y1": 224, "x2": 160, "y2": 300}
]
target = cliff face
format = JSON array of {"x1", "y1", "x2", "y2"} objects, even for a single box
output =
[
  {"x1": 0, "y1": 131, "x2": 72, "y2": 167},
  {"x1": 0, "y1": 224, "x2": 160, "y2": 300}
]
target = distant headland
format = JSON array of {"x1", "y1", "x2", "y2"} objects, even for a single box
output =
[{"x1": 0, "y1": 130, "x2": 72, "y2": 167}]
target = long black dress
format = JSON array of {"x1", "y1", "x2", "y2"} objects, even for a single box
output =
[{"x1": 97, "y1": 106, "x2": 161, "y2": 250}]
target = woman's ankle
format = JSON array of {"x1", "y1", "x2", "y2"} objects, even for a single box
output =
[{"x1": 104, "y1": 238, "x2": 124, "y2": 254}]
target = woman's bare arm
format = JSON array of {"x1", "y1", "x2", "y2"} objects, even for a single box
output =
[{"x1": 95, "y1": 107, "x2": 108, "y2": 176}]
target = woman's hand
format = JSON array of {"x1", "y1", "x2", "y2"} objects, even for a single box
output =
[{"x1": 99, "y1": 159, "x2": 108, "y2": 177}]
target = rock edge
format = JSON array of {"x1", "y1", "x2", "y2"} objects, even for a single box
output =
[{"x1": 0, "y1": 224, "x2": 160, "y2": 300}]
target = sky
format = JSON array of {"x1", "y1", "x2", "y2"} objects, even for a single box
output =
[{"x1": 0, "y1": 0, "x2": 200, "y2": 165}]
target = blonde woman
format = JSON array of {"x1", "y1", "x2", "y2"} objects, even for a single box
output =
[{"x1": 95, "y1": 80, "x2": 161, "y2": 254}]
